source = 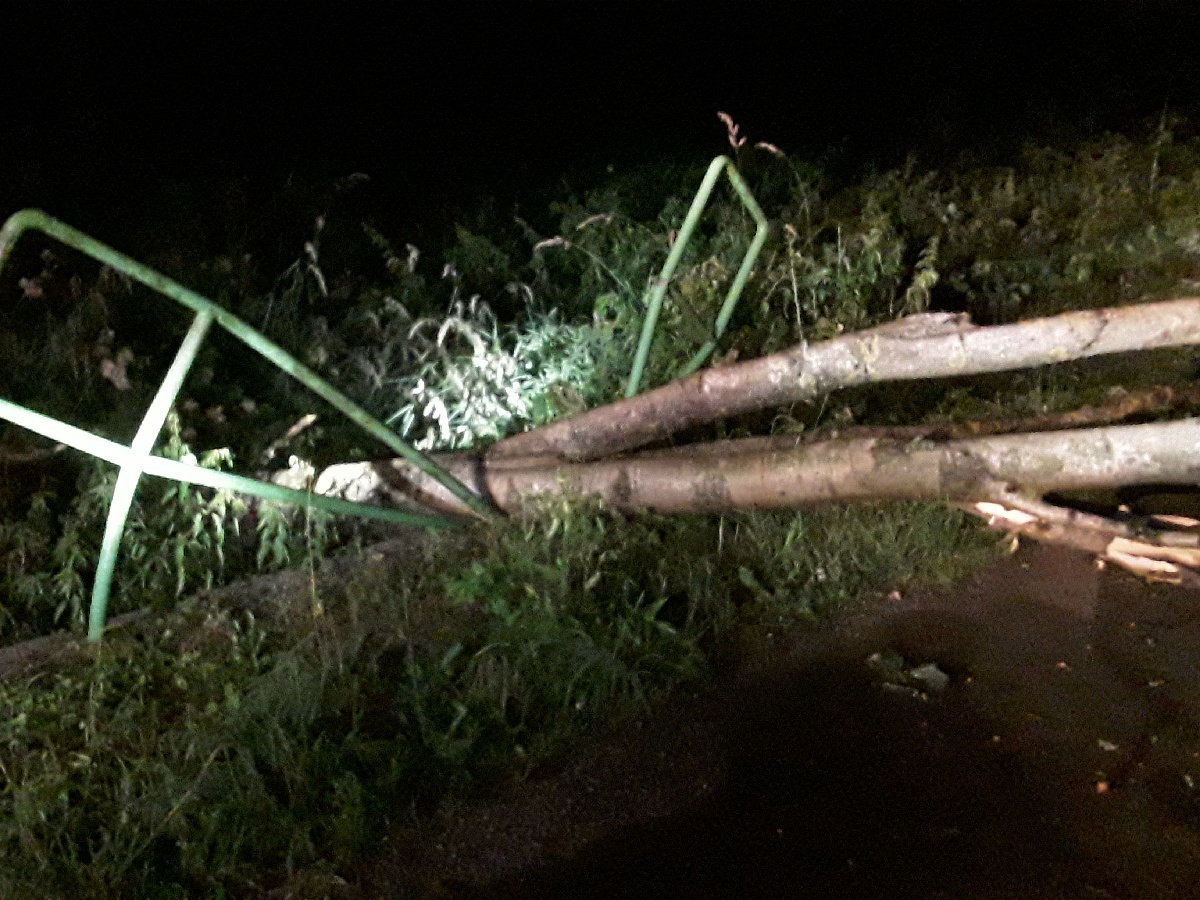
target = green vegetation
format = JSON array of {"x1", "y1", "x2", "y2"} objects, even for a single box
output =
[
  {"x1": 2, "y1": 113, "x2": 1199, "y2": 896},
  {"x1": 0, "y1": 501, "x2": 991, "y2": 898}
]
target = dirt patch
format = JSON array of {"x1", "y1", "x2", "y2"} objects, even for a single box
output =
[{"x1": 357, "y1": 541, "x2": 1200, "y2": 899}]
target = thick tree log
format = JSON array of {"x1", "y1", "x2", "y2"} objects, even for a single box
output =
[
  {"x1": 490, "y1": 298, "x2": 1200, "y2": 462},
  {"x1": 314, "y1": 417, "x2": 1200, "y2": 517}
]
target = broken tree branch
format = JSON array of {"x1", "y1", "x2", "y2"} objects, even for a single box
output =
[
  {"x1": 961, "y1": 488, "x2": 1200, "y2": 587},
  {"x1": 490, "y1": 297, "x2": 1200, "y2": 462}
]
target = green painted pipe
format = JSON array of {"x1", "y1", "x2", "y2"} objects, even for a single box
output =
[
  {"x1": 678, "y1": 163, "x2": 769, "y2": 378},
  {"x1": 625, "y1": 156, "x2": 769, "y2": 397},
  {"x1": 0, "y1": 208, "x2": 488, "y2": 641},
  {"x1": 0, "y1": 209, "x2": 498, "y2": 523},
  {"x1": 88, "y1": 310, "x2": 214, "y2": 641},
  {"x1": 0, "y1": 396, "x2": 458, "y2": 528}
]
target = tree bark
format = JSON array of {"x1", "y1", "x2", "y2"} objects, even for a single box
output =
[
  {"x1": 314, "y1": 417, "x2": 1200, "y2": 518},
  {"x1": 490, "y1": 298, "x2": 1200, "y2": 462}
]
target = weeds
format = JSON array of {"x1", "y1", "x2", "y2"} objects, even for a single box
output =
[
  {"x1": 443, "y1": 499, "x2": 724, "y2": 747},
  {"x1": 0, "y1": 496, "x2": 987, "y2": 898},
  {"x1": 0, "y1": 413, "x2": 338, "y2": 643},
  {"x1": 726, "y1": 503, "x2": 997, "y2": 627}
]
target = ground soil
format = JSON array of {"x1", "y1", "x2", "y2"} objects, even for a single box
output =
[{"x1": 353, "y1": 539, "x2": 1200, "y2": 900}]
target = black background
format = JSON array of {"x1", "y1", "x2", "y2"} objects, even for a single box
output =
[{"x1": 2, "y1": 2, "x2": 1199, "y2": 255}]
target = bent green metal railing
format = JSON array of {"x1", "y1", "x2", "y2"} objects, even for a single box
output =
[
  {"x1": 625, "y1": 155, "x2": 769, "y2": 397},
  {"x1": 0, "y1": 209, "x2": 498, "y2": 642}
]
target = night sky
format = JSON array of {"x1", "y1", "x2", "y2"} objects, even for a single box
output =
[{"x1": 3, "y1": 2, "x2": 1200, "y2": 258}]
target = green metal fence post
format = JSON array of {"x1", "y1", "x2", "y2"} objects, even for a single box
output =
[
  {"x1": 678, "y1": 163, "x2": 769, "y2": 378},
  {"x1": 0, "y1": 396, "x2": 460, "y2": 530},
  {"x1": 625, "y1": 156, "x2": 769, "y2": 397},
  {"x1": 0, "y1": 208, "x2": 498, "y2": 641},
  {"x1": 88, "y1": 311, "x2": 213, "y2": 642},
  {"x1": 0, "y1": 209, "x2": 497, "y2": 523}
]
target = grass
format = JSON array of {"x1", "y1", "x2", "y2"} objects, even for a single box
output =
[
  {"x1": 2, "y1": 112, "x2": 1199, "y2": 895},
  {"x1": 0, "y1": 500, "x2": 995, "y2": 899}
]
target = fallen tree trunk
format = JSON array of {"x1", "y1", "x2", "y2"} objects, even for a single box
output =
[
  {"x1": 314, "y1": 417, "x2": 1200, "y2": 517},
  {"x1": 491, "y1": 297, "x2": 1200, "y2": 462}
]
